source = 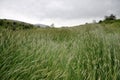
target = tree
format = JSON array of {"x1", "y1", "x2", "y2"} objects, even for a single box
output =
[
  {"x1": 99, "y1": 20, "x2": 102, "y2": 23},
  {"x1": 105, "y1": 14, "x2": 116, "y2": 20}
]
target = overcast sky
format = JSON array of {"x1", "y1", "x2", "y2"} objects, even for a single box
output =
[{"x1": 0, "y1": 0, "x2": 120, "y2": 27}]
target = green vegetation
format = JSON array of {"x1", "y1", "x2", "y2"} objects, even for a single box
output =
[
  {"x1": 0, "y1": 19, "x2": 34, "y2": 30},
  {"x1": 0, "y1": 19, "x2": 120, "y2": 80},
  {"x1": 99, "y1": 14, "x2": 119, "y2": 24},
  {"x1": 104, "y1": 14, "x2": 116, "y2": 21}
]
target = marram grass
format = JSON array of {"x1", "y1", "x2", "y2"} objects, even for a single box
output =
[{"x1": 0, "y1": 24, "x2": 120, "y2": 80}]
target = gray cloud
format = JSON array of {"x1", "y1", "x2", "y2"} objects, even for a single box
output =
[{"x1": 0, "y1": 0, "x2": 120, "y2": 26}]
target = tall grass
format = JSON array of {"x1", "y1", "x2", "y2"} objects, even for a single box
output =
[{"x1": 0, "y1": 24, "x2": 120, "y2": 80}]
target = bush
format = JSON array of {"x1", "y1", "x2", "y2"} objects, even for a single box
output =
[{"x1": 104, "y1": 14, "x2": 116, "y2": 21}]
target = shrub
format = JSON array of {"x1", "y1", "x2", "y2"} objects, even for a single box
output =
[{"x1": 104, "y1": 14, "x2": 116, "y2": 21}]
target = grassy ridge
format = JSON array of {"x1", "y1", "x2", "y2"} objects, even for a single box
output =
[
  {"x1": 0, "y1": 19, "x2": 34, "y2": 30},
  {"x1": 0, "y1": 23, "x2": 120, "y2": 80}
]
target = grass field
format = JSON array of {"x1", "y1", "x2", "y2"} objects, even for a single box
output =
[{"x1": 0, "y1": 23, "x2": 120, "y2": 80}]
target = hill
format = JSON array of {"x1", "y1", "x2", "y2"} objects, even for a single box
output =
[{"x1": 0, "y1": 19, "x2": 35, "y2": 30}]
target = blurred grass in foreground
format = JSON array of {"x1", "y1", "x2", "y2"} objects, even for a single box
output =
[{"x1": 0, "y1": 23, "x2": 120, "y2": 80}]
